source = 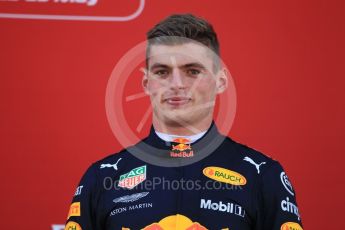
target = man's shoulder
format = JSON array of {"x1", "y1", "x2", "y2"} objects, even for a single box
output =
[
  {"x1": 93, "y1": 149, "x2": 128, "y2": 165},
  {"x1": 220, "y1": 136, "x2": 281, "y2": 174},
  {"x1": 89, "y1": 148, "x2": 138, "y2": 175},
  {"x1": 224, "y1": 137, "x2": 276, "y2": 161},
  {"x1": 218, "y1": 137, "x2": 289, "y2": 187}
]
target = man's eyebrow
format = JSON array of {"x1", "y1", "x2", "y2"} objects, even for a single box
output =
[
  {"x1": 149, "y1": 62, "x2": 207, "y2": 71},
  {"x1": 182, "y1": 62, "x2": 207, "y2": 69},
  {"x1": 149, "y1": 63, "x2": 170, "y2": 71}
]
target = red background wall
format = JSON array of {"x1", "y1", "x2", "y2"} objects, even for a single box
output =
[{"x1": 0, "y1": 0, "x2": 344, "y2": 229}]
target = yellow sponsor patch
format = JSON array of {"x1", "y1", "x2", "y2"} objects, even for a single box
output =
[
  {"x1": 65, "y1": 221, "x2": 82, "y2": 230},
  {"x1": 67, "y1": 202, "x2": 81, "y2": 219},
  {"x1": 280, "y1": 222, "x2": 303, "y2": 230},
  {"x1": 203, "y1": 167, "x2": 247, "y2": 186}
]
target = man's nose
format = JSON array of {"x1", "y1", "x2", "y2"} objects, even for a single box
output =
[{"x1": 170, "y1": 69, "x2": 185, "y2": 89}]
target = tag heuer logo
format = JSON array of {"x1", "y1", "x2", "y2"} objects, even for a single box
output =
[{"x1": 118, "y1": 165, "x2": 147, "y2": 189}]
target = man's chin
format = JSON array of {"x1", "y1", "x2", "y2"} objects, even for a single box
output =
[{"x1": 161, "y1": 110, "x2": 196, "y2": 126}]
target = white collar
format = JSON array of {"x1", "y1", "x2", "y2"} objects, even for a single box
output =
[{"x1": 155, "y1": 130, "x2": 207, "y2": 143}]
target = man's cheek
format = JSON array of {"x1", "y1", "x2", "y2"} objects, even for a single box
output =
[{"x1": 148, "y1": 84, "x2": 161, "y2": 96}]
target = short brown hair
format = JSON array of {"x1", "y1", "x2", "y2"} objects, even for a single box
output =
[{"x1": 146, "y1": 14, "x2": 220, "y2": 70}]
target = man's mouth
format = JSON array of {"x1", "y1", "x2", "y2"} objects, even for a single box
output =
[{"x1": 164, "y1": 97, "x2": 191, "y2": 106}]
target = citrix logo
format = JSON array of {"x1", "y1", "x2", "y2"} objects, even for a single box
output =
[
  {"x1": 281, "y1": 197, "x2": 301, "y2": 220},
  {"x1": 200, "y1": 199, "x2": 245, "y2": 217}
]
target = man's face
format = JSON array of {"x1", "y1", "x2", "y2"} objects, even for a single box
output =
[{"x1": 143, "y1": 42, "x2": 227, "y2": 131}]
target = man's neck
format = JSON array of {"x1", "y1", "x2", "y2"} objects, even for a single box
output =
[{"x1": 152, "y1": 117, "x2": 213, "y2": 136}]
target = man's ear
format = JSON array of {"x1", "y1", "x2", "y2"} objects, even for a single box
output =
[
  {"x1": 141, "y1": 67, "x2": 150, "y2": 95},
  {"x1": 216, "y1": 68, "x2": 228, "y2": 94}
]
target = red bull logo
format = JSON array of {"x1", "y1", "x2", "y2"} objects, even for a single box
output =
[
  {"x1": 170, "y1": 138, "x2": 194, "y2": 158},
  {"x1": 172, "y1": 143, "x2": 192, "y2": 151},
  {"x1": 122, "y1": 214, "x2": 208, "y2": 229}
]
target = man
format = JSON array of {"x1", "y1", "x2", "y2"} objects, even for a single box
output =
[{"x1": 65, "y1": 14, "x2": 303, "y2": 230}]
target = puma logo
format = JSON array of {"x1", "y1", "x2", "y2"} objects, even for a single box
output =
[
  {"x1": 243, "y1": 156, "x2": 266, "y2": 174},
  {"x1": 100, "y1": 158, "x2": 122, "y2": 171}
]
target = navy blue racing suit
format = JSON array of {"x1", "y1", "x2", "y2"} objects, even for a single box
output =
[{"x1": 65, "y1": 123, "x2": 303, "y2": 230}]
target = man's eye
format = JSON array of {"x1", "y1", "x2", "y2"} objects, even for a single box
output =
[
  {"x1": 154, "y1": 70, "x2": 169, "y2": 77},
  {"x1": 187, "y1": 69, "x2": 201, "y2": 76}
]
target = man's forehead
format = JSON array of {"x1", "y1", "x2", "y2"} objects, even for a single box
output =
[{"x1": 148, "y1": 43, "x2": 213, "y2": 68}]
